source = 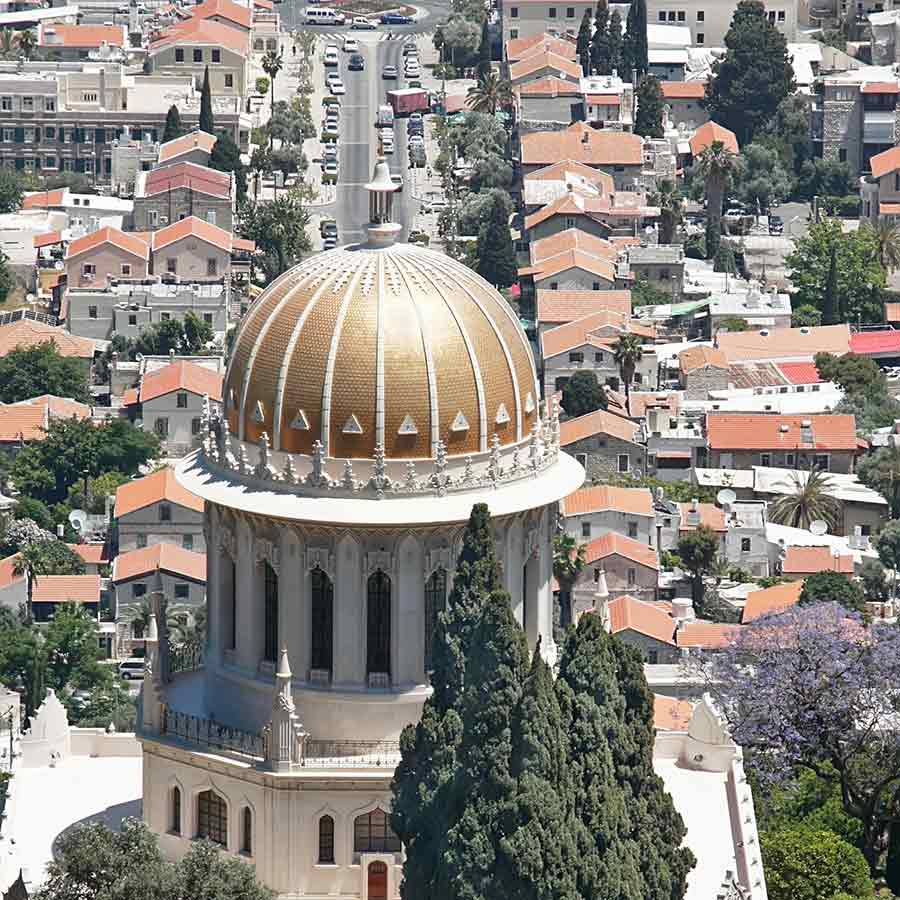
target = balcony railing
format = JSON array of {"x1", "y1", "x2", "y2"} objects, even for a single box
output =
[
  {"x1": 170, "y1": 644, "x2": 203, "y2": 675},
  {"x1": 301, "y1": 739, "x2": 401, "y2": 768},
  {"x1": 160, "y1": 706, "x2": 265, "y2": 759}
]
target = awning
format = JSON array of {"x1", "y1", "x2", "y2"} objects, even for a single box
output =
[{"x1": 585, "y1": 94, "x2": 621, "y2": 105}]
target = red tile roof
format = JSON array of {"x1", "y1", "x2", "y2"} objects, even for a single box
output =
[
  {"x1": 862, "y1": 81, "x2": 899, "y2": 94},
  {"x1": 22, "y1": 190, "x2": 65, "y2": 210},
  {"x1": 716, "y1": 324, "x2": 851, "y2": 363},
  {"x1": 777, "y1": 362, "x2": 823, "y2": 385},
  {"x1": 585, "y1": 93, "x2": 621, "y2": 105},
  {"x1": 66, "y1": 226, "x2": 150, "y2": 261},
  {"x1": 706, "y1": 413, "x2": 859, "y2": 451},
  {"x1": 143, "y1": 162, "x2": 231, "y2": 199},
  {"x1": 524, "y1": 159, "x2": 616, "y2": 193},
  {"x1": 679, "y1": 344, "x2": 728, "y2": 374},
  {"x1": 563, "y1": 484, "x2": 654, "y2": 517},
  {"x1": 675, "y1": 621, "x2": 740, "y2": 648},
  {"x1": 782, "y1": 546, "x2": 854, "y2": 575},
  {"x1": 0, "y1": 320, "x2": 95, "y2": 359},
  {"x1": 677, "y1": 502, "x2": 726, "y2": 532},
  {"x1": 125, "y1": 360, "x2": 223, "y2": 404},
  {"x1": 149, "y1": 16, "x2": 249, "y2": 54},
  {"x1": 0, "y1": 554, "x2": 23, "y2": 589},
  {"x1": 870, "y1": 145, "x2": 900, "y2": 178},
  {"x1": 0, "y1": 405, "x2": 46, "y2": 442},
  {"x1": 608, "y1": 595, "x2": 673, "y2": 643},
  {"x1": 67, "y1": 543, "x2": 109, "y2": 565},
  {"x1": 39, "y1": 23, "x2": 125, "y2": 48},
  {"x1": 530, "y1": 228, "x2": 619, "y2": 263},
  {"x1": 515, "y1": 75, "x2": 581, "y2": 97},
  {"x1": 151, "y1": 216, "x2": 234, "y2": 253},
  {"x1": 33, "y1": 230, "x2": 64, "y2": 248},
  {"x1": 689, "y1": 121, "x2": 739, "y2": 156},
  {"x1": 506, "y1": 32, "x2": 576, "y2": 62},
  {"x1": 560, "y1": 408, "x2": 642, "y2": 446},
  {"x1": 661, "y1": 81, "x2": 706, "y2": 99},
  {"x1": 584, "y1": 532, "x2": 659, "y2": 569},
  {"x1": 628, "y1": 391, "x2": 680, "y2": 419},
  {"x1": 190, "y1": 0, "x2": 252, "y2": 28},
  {"x1": 521, "y1": 123, "x2": 644, "y2": 167},
  {"x1": 115, "y1": 467, "x2": 204, "y2": 517},
  {"x1": 31, "y1": 574, "x2": 101, "y2": 603},
  {"x1": 541, "y1": 309, "x2": 655, "y2": 358},
  {"x1": 113, "y1": 543, "x2": 206, "y2": 583},
  {"x1": 742, "y1": 580, "x2": 804, "y2": 623},
  {"x1": 849, "y1": 330, "x2": 900, "y2": 355},
  {"x1": 157, "y1": 131, "x2": 218, "y2": 164},
  {"x1": 654, "y1": 694, "x2": 694, "y2": 731},
  {"x1": 536, "y1": 290, "x2": 632, "y2": 323}
]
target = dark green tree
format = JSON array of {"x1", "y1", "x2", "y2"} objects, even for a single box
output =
[
  {"x1": 814, "y1": 352, "x2": 885, "y2": 396},
  {"x1": 676, "y1": 524, "x2": 719, "y2": 609},
  {"x1": 792, "y1": 304, "x2": 822, "y2": 327},
  {"x1": 888, "y1": 823, "x2": 900, "y2": 896},
  {"x1": 477, "y1": 19, "x2": 491, "y2": 78},
  {"x1": 797, "y1": 571, "x2": 866, "y2": 614},
  {"x1": 0, "y1": 249, "x2": 15, "y2": 305},
  {"x1": 475, "y1": 194, "x2": 517, "y2": 288},
  {"x1": 0, "y1": 342, "x2": 91, "y2": 404},
  {"x1": 858, "y1": 445, "x2": 900, "y2": 518},
  {"x1": 704, "y1": 0, "x2": 795, "y2": 145},
  {"x1": 561, "y1": 370, "x2": 607, "y2": 417},
  {"x1": 198, "y1": 66, "x2": 214, "y2": 134},
  {"x1": 0, "y1": 169, "x2": 24, "y2": 213},
  {"x1": 210, "y1": 130, "x2": 247, "y2": 202},
  {"x1": 162, "y1": 104, "x2": 184, "y2": 143},
  {"x1": 634, "y1": 75, "x2": 664, "y2": 138},
  {"x1": 590, "y1": 0, "x2": 610, "y2": 74},
  {"x1": 823, "y1": 240, "x2": 838, "y2": 325},
  {"x1": 608, "y1": 9, "x2": 624, "y2": 72},
  {"x1": 621, "y1": 0, "x2": 648, "y2": 79},
  {"x1": 576, "y1": 8, "x2": 592, "y2": 74},
  {"x1": 238, "y1": 189, "x2": 311, "y2": 279}
]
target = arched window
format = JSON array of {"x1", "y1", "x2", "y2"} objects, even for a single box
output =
[
  {"x1": 423, "y1": 568, "x2": 447, "y2": 672},
  {"x1": 197, "y1": 790, "x2": 227, "y2": 845},
  {"x1": 318, "y1": 814, "x2": 335, "y2": 863},
  {"x1": 171, "y1": 786, "x2": 181, "y2": 834},
  {"x1": 353, "y1": 808, "x2": 401, "y2": 853},
  {"x1": 241, "y1": 807, "x2": 252, "y2": 855},
  {"x1": 263, "y1": 561, "x2": 278, "y2": 663},
  {"x1": 310, "y1": 568, "x2": 333, "y2": 674},
  {"x1": 366, "y1": 571, "x2": 391, "y2": 677}
]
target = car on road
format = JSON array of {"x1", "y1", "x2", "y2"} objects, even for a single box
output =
[
  {"x1": 409, "y1": 146, "x2": 426, "y2": 167},
  {"x1": 376, "y1": 104, "x2": 394, "y2": 127},
  {"x1": 322, "y1": 122, "x2": 339, "y2": 141},
  {"x1": 381, "y1": 12, "x2": 412, "y2": 23},
  {"x1": 305, "y1": 7, "x2": 345, "y2": 24},
  {"x1": 408, "y1": 111, "x2": 423, "y2": 124},
  {"x1": 351, "y1": 15, "x2": 377, "y2": 28},
  {"x1": 768, "y1": 214, "x2": 784, "y2": 235},
  {"x1": 408, "y1": 134, "x2": 425, "y2": 148},
  {"x1": 326, "y1": 71, "x2": 340, "y2": 86},
  {"x1": 402, "y1": 42, "x2": 417, "y2": 56},
  {"x1": 405, "y1": 62, "x2": 421, "y2": 77},
  {"x1": 324, "y1": 45, "x2": 339, "y2": 66},
  {"x1": 382, "y1": 64, "x2": 398, "y2": 79},
  {"x1": 329, "y1": 78, "x2": 346, "y2": 94},
  {"x1": 119, "y1": 659, "x2": 145, "y2": 680},
  {"x1": 343, "y1": 36, "x2": 359, "y2": 52},
  {"x1": 323, "y1": 236, "x2": 337, "y2": 249},
  {"x1": 323, "y1": 144, "x2": 338, "y2": 160},
  {"x1": 381, "y1": 135, "x2": 395, "y2": 154},
  {"x1": 421, "y1": 199, "x2": 447, "y2": 214},
  {"x1": 348, "y1": 52, "x2": 365, "y2": 70},
  {"x1": 407, "y1": 80, "x2": 422, "y2": 88},
  {"x1": 320, "y1": 218, "x2": 337, "y2": 238},
  {"x1": 323, "y1": 160, "x2": 338, "y2": 182}
]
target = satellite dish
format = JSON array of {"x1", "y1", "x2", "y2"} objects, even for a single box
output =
[
  {"x1": 68, "y1": 509, "x2": 88, "y2": 533},
  {"x1": 809, "y1": 520, "x2": 828, "y2": 536},
  {"x1": 716, "y1": 488, "x2": 737, "y2": 506}
]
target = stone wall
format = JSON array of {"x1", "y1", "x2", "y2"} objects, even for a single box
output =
[
  {"x1": 566, "y1": 435, "x2": 647, "y2": 483},
  {"x1": 683, "y1": 366, "x2": 729, "y2": 400}
]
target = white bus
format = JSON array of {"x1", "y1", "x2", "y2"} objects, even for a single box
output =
[{"x1": 305, "y1": 7, "x2": 345, "y2": 24}]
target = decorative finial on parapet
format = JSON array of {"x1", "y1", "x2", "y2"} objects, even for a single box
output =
[{"x1": 266, "y1": 644, "x2": 307, "y2": 772}]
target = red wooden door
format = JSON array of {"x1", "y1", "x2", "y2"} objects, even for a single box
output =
[{"x1": 368, "y1": 861, "x2": 388, "y2": 900}]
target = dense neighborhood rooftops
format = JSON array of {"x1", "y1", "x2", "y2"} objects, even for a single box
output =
[
  {"x1": 541, "y1": 309, "x2": 654, "y2": 359},
  {"x1": 706, "y1": 413, "x2": 858, "y2": 451},
  {"x1": 585, "y1": 532, "x2": 659, "y2": 569},
  {"x1": 530, "y1": 228, "x2": 619, "y2": 263},
  {"x1": 849, "y1": 330, "x2": 900, "y2": 355},
  {"x1": 151, "y1": 216, "x2": 235, "y2": 252},
  {"x1": 114, "y1": 466, "x2": 204, "y2": 518},
  {"x1": 31, "y1": 575, "x2": 102, "y2": 604},
  {"x1": 742, "y1": 580, "x2": 804, "y2": 622},
  {"x1": 520, "y1": 123, "x2": 644, "y2": 167},
  {"x1": 560, "y1": 408, "x2": 643, "y2": 445},
  {"x1": 113, "y1": 543, "x2": 206, "y2": 583},
  {"x1": 68, "y1": 543, "x2": 109, "y2": 565},
  {"x1": 675, "y1": 621, "x2": 740, "y2": 648},
  {"x1": 0, "y1": 395, "x2": 90, "y2": 443},
  {"x1": 608, "y1": 594, "x2": 673, "y2": 643},
  {"x1": 190, "y1": 0, "x2": 252, "y2": 28},
  {"x1": 629, "y1": 391, "x2": 681, "y2": 419},
  {"x1": 536, "y1": 290, "x2": 632, "y2": 324},
  {"x1": 563, "y1": 484, "x2": 654, "y2": 517},
  {"x1": 509, "y1": 51, "x2": 582, "y2": 82},
  {"x1": 782, "y1": 546, "x2": 854, "y2": 575},
  {"x1": 515, "y1": 75, "x2": 582, "y2": 97}
]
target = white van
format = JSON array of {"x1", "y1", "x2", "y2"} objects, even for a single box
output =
[
  {"x1": 119, "y1": 658, "x2": 146, "y2": 680},
  {"x1": 305, "y1": 7, "x2": 345, "y2": 24}
]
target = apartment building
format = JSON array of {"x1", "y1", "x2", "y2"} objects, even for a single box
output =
[
  {"x1": 500, "y1": 0, "x2": 596, "y2": 46},
  {"x1": 132, "y1": 162, "x2": 234, "y2": 232},
  {"x1": 0, "y1": 65, "x2": 250, "y2": 182},
  {"x1": 646, "y1": 0, "x2": 798, "y2": 46}
]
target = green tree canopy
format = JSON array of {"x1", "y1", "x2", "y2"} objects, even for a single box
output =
[
  {"x1": 858, "y1": 445, "x2": 900, "y2": 517},
  {"x1": 0, "y1": 342, "x2": 91, "y2": 404},
  {"x1": 732, "y1": 141, "x2": 794, "y2": 211},
  {"x1": 786, "y1": 219, "x2": 885, "y2": 325},
  {"x1": 621, "y1": 0, "x2": 648, "y2": 78},
  {"x1": 210, "y1": 129, "x2": 247, "y2": 202},
  {"x1": 792, "y1": 304, "x2": 822, "y2": 327},
  {"x1": 561, "y1": 370, "x2": 607, "y2": 418},
  {"x1": 676, "y1": 524, "x2": 719, "y2": 609},
  {"x1": 634, "y1": 75, "x2": 664, "y2": 138},
  {"x1": 162, "y1": 105, "x2": 184, "y2": 143},
  {"x1": 475, "y1": 193, "x2": 517, "y2": 287},
  {"x1": 0, "y1": 249, "x2": 14, "y2": 306},
  {"x1": 0, "y1": 169, "x2": 24, "y2": 213},
  {"x1": 815, "y1": 352, "x2": 885, "y2": 396},
  {"x1": 239, "y1": 189, "x2": 311, "y2": 280},
  {"x1": 760, "y1": 827, "x2": 872, "y2": 900},
  {"x1": 797, "y1": 570, "x2": 866, "y2": 614},
  {"x1": 704, "y1": 0, "x2": 795, "y2": 144},
  {"x1": 198, "y1": 66, "x2": 214, "y2": 134}
]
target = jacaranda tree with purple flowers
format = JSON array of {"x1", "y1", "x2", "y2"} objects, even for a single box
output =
[{"x1": 697, "y1": 602, "x2": 900, "y2": 872}]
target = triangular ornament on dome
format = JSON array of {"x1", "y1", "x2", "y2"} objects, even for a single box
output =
[
  {"x1": 398, "y1": 414, "x2": 418, "y2": 435},
  {"x1": 290, "y1": 409, "x2": 310, "y2": 430},
  {"x1": 450, "y1": 410, "x2": 469, "y2": 432},
  {"x1": 495, "y1": 403, "x2": 510, "y2": 425},
  {"x1": 252, "y1": 400, "x2": 265, "y2": 424},
  {"x1": 342, "y1": 414, "x2": 363, "y2": 435},
  {"x1": 525, "y1": 392, "x2": 535, "y2": 413}
]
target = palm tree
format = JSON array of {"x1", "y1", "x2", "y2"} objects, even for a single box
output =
[
  {"x1": 261, "y1": 48, "x2": 284, "y2": 146},
  {"x1": 613, "y1": 332, "x2": 644, "y2": 408},
  {"x1": 552, "y1": 533, "x2": 586, "y2": 629},
  {"x1": 0, "y1": 31, "x2": 14, "y2": 58},
  {"x1": 866, "y1": 219, "x2": 900, "y2": 272},
  {"x1": 769, "y1": 469, "x2": 842, "y2": 532},
  {"x1": 16, "y1": 29, "x2": 36, "y2": 60},
  {"x1": 127, "y1": 596, "x2": 179, "y2": 640},
  {"x1": 649, "y1": 179, "x2": 683, "y2": 245},
  {"x1": 466, "y1": 71, "x2": 513, "y2": 116},
  {"x1": 695, "y1": 140, "x2": 737, "y2": 260},
  {"x1": 13, "y1": 542, "x2": 56, "y2": 622}
]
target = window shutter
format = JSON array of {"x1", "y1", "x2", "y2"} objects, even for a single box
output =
[
  {"x1": 13, "y1": 127, "x2": 23, "y2": 142},
  {"x1": 95, "y1": 128, "x2": 105, "y2": 144},
  {"x1": 75, "y1": 158, "x2": 85, "y2": 172}
]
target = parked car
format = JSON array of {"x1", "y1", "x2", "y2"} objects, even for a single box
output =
[
  {"x1": 322, "y1": 122, "x2": 339, "y2": 141},
  {"x1": 348, "y1": 52, "x2": 365, "y2": 70},
  {"x1": 324, "y1": 45, "x2": 339, "y2": 66},
  {"x1": 421, "y1": 199, "x2": 447, "y2": 213},
  {"x1": 323, "y1": 236, "x2": 337, "y2": 249},
  {"x1": 381, "y1": 134, "x2": 395, "y2": 154},
  {"x1": 382, "y1": 64, "x2": 398, "y2": 79},
  {"x1": 405, "y1": 61, "x2": 421, "y2": 77},
  {"x1": 381, "y1": 12, "x2": 411, "y2": 23},
  {"x1": 323, "y1": 143, "x2": 338, "y2": 161},
  {"x1": 351, "y1": 15, "x2": 377, "y2": 28},
  {"x1": 323, "y1": 160, "x2": 338, "y2": 182},
  {"x1": 320, "y1": 218, "x2": 337, "y2": 237},
  {"x1": 402, "y1": 42, "x2": 417, "y2": 56},
  {"x1": 768, "y1": 214, "x2": 784, "y2": 235},
  {"x1": 343, "y1": 36, "x2": 359, "y2": 52},
  {"x1": 329, "y1": 77, "x2": 346, "y2": 94},
  {"x1": 119, "y1": 659, "x2": 145, "y2": 680}
]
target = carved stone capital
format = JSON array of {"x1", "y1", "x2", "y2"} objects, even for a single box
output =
[
  {"x1": 305, "y1": 546, "x2": 334, "y2": 580},
  {"x1": 255, "y1": 537, "x2": 281, "y2": 575}
]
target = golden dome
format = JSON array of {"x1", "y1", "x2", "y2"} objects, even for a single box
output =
[{"x1": 224, "y1": 242, "x2": 540, "y2": 461}]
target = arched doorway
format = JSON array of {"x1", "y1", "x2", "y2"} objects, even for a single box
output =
[{"x1": 367, "y1": 861, "x2": 387, "y2": 900}]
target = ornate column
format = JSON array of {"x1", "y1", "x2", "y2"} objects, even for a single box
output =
[
  {"x1": 265, "y1": 646, "x2": 306, "y2": 772},
  {"x1": 396, "y1": 534, "x2": 423, "y2": 686},
  {"x1": 333, "y1": 533, "x2": 363, "y2": 686},
  {"x1": 235, "y1": 518, "x2": 257, "y2": 671}
]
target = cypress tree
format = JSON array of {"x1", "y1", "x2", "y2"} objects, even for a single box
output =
[
  {"x1": 608, "y1": 9, "x2": 624, "y2": 73},
  {"x1": 477, "y1": 19, "x2": 491, "y2": 79},
  {"x1": 823, "y1": 240, "x2": 838, "y2": 325},
  {"x1": 392, "y1": 504, "x2": 500, "y2": 900},
  {"x1": 210, "y1": 130, "x2": 246, "y2": 202},
  {"x1": 610, "y1": 638, "x2": 695, "y2": 900},
  {"x1": 622, "y1": 0, "x2": 648, "y2": 79},
  {"x1": 476, "y1": 195, "x2": 518, "y2": 288},
  {"x1": 634, "y1": 75, "x2": 664, "y2": 138},
  {"x1": 590, "y1": 0, "x2": 610, "y2": 74},
  {"x1": 576, "y1": 9, "x2": 592, "y2": 75},
  {"x1": 199, "y1": 66, "x2": 214, "y2": 134},
  {"x1": 162, "y1": 105, "x2": 184, "y2": 143},
  {"x1": 440, "y1": 590, "x2": 530, "y2": 899}
]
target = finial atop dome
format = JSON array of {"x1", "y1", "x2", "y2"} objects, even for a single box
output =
[{"x1": 365, "y1": 155, "x2": 401, "y2": 248}]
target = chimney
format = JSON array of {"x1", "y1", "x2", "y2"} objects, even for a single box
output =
[
  {"x1": 169, "y1": 348, "x2": 175, "y2": 361},
  {"x1": 687, "y1": 498, "x2": 700, "y2": 526}
]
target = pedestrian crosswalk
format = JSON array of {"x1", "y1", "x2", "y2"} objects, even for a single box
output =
[{"x1": 316, "y1": 29, "x2": 396, "y2": 43}]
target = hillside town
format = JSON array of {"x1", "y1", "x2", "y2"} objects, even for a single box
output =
[{"x1": 0, "y1": 0, "x2": 896, "y2": 897}]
